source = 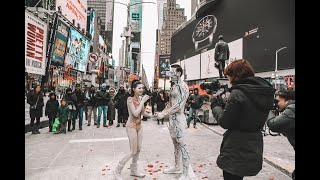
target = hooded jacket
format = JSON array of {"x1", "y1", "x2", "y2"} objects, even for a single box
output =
[
  {"x1": 212, "y1": 76, "x2": 275, "y2": 177},
  {"x1": 114, "y1": 89, "x2": 129, "y2": 109},
  {"x1": 45, "y1": 93, "x2": 59, "y2": 118},
  {"x1": 267, "y1": 100, "x2": 295, "y2": 149}
]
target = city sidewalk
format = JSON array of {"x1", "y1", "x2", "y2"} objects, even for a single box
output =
[{"x1": 25, "y1": 118, "x2": 291, "y2": 180}]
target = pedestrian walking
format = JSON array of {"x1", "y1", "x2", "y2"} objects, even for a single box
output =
[
  {"x1": 86, "y1": 85, "x2": 97, "y2": 126},
  {"x1": 267, "y1": 90, "x2": 295, "y2": 180},
  {"x1": 74, "y1": 83, "x2": 85, "y2": 130},
  {"x1": 63, "y1": 88, "x2": 77, "y2": 132},
  {"x1": 115, "y1": 86, "x2": 130, "y2": 127},
  {"x1": 27, "y1": 85, "x2": 44, "y2": 134},
  {"x1": 108, "y1": 87, "x2": 116, "y2": 126},
  {"x1": 187, "y1": 88, "x2": 203, "y2": 129},
  {"x1": 151, "y1": 89, "x2": 158, "y2": 114},
  {"x1": 83, "y1": 85, "x2": 89, "y2": 124},
  {"x1": 212, "y1": 59, "x2": 275, "y2": 180},
  {"x1": 96, "y1": 83, "x2": 110, "y2": 128},
  {"x1": 56, "y1": 99, "x2": 70, "y2": 134},
  {"x1": 155, "y1": 90, "x2": 168, "y2": 125},
  {"x1": 45, "y1": 92, "x2": 59, "y2": 132}
]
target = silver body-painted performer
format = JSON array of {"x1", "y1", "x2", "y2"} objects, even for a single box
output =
[
  {"x1": 113, "y1": 82, "x2": 152, "y2": 180},
  {"x1": 155, "y1": 65, "x2": 191, "y2": 180}
]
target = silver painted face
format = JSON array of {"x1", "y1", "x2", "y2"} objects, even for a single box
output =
[{"x1": 170, "y1": 67, "x2": 179, "y2": 82}]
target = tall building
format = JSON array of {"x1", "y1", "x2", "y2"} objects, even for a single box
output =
[
  {"x1": 157, "y1": 0, "x2": 166, "y2": 30},
  {"x1": 159, "y1": 0, "x2": 186, "y2": 55},
  {"x1": 87, "y1": 0, "x2": 114, "y2": 53},
  {"x1": 191, "y1": 0, "x2": 199, "y2": 16}
]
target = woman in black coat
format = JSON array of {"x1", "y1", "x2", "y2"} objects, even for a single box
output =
[
  {"x1": 45, "y1": 92, "x2": 59, "y2": 132},
  {"x1": 27, "y1": 85, "x2": 44, "y2": 134},
  {"x1": 155, "y1": 90, "x2": 168, "y2": 125},
  {"x1": 212, "y1": 60, "x2": 275, "y2": 180}
]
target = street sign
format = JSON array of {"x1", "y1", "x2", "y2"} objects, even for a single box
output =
[
  {"x1": 89, "y1": 53, "x2": 98, "y2": 62},
  {"x1": 132, "y1": 13, "x2": 140, "y2": 20}
]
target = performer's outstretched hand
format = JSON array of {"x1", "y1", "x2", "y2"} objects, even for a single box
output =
[{"x1": 154, "y1": 112, "x2": 164, "y2": 120}]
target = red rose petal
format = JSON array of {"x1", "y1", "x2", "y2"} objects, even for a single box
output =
[
  {"x1": 194, "y1": 170, "x2": 196, "y2": 172},
  {"x1": 148, "y1": 170, "x2": 152, "y2": 172},
  {"x1": 147, "y1": 164, "x2": 154, "y2": 168},
  {"x1": 149, "y1": 173, "x2": 153, "y2": 175},
  {"x1": 102, "y1": 169, "x2": 106, "y2": 171},
  {"x1": 159, "y1": 166, "x2": 163, "y2": 168},
  {"x1": 155, "y1": 161, "x2": 159, "y2": 163},
  {"x1": 198, "y1": 164, "x2": 203, "y2": 168}
]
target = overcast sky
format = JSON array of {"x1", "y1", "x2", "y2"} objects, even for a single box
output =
[{"x1": 112, "y1": 0, "x2": 191, "y2": 87}]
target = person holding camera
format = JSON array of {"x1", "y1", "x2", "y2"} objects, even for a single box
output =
[
  {"x1": 187, "y1": 88, "x2": 203, "y2": 129},
  {"x1": 27, "y1": 85, "x2": 44, "y2": 134},
  {"x1": 267, "y1": 90, "x2": 295, "y2": 180},
  {"x1": 212, "y1": 59, "x2": 275, "y2": 180}
]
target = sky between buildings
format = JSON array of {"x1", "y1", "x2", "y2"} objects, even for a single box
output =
[{"x1": 112, "y1": 0, "x2": 191, "y2": 87}]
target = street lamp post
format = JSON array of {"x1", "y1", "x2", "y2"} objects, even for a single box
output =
[{"x1": 274, "y1": 47, "x2": 287, "y2": 89}]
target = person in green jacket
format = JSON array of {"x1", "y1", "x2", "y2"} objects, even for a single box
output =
[{"x1": 57, "y1": 99, "x2": 70, "y2": 134}]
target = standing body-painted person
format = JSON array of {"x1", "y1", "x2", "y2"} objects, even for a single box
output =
[{"x1": 155, "y1": 64, "x2": 191, "y2": 180}]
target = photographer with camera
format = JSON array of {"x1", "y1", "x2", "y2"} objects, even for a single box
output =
[
  {"x1": 187, "y1": 88, "x2": 203, "y2": 129},
  {"x1": 267, "y1": 89, "x2": 295, "y2": 180},
  {"x1": 211, "y1": 59, "x2": 275, "y2": 180}
]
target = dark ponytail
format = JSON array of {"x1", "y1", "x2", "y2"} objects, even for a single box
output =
[{"x1": 130, "y1": 80, "x2": 142, "y2": 97}]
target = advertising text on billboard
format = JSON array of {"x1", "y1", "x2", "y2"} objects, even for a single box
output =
[
  {"x1": 52, "y1": 19, "x2": 70, "y2": 66},
  {"x1": 25, "y1": 11, "x2": 47, "y2": 75}
]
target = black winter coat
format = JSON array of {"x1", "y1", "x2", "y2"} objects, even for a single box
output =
[
  {"x1": 63, "y1": 93, "x2": 77, "y2": 111},
  {"x1": 114, "y1": 90, "x2": 129, "y2": 109},
  {"x1": 86, "y1": 90, "x2": 97, "y2": 106},
  {"x1": 95, "y1": 90, "x2": 110, "y2": 106},
  {"x1": 27, "y1": 91, "x2": 44, "y2": 118},
  {"x1": 188, "y1": 94, "x2": 203, "y2": 109},
  {"x1": 212, "y1": 77, "x2": 275, "y2": 177},
  {"x1": 74, "y1": 90, "x2": 85, "y2": 108},
  {"x1": 155, "y1": 94, "x2": 168, "y2": 112},
  {"x1": 45, "y1": 99, "x2": 59, "y2": 119},
  {"x1": 267, "y1": 100, "x2": 295, "y2": 150}
]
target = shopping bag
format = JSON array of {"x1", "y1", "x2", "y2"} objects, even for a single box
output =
[{"x1": 52, "y1": 118, "x2": 60, "y2": 132}]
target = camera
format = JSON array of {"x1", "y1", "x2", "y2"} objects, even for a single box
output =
[
  {"x1": 200, "y1": 79, "x2": 229, "y2": 96},
  {"x1": 200, "y1": 79, "x2": 229, "y2": 109}
]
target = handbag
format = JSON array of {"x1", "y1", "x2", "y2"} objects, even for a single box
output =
[
  {"x1": 52, "y1": 117, "x2": 60, "y2": 132},
  {"x1": 30, "y1": 95, "x2": 39, "y2": 110}
]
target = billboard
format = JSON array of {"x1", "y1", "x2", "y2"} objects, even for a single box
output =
[
  {"x1": 51, "y1": 19, "x2": 70, "y2": 66},
  {"x1": 159, "y1": 55, "x2": 171, "y2": 78},
  {"x1": 130, "y1": 0, "x2": 142, "y2": 32},
  {"x1": 56, "y1": 0, "x2": 87, "y2": 31},
  {"x1": 89, "y1": 9, "x2": 95, "y2": 40},
  {"x1": 64, "y1": 27, "x2": 90, "y2": 72},
  {"x1": 25, "y1": 11, "x2": 47, "y2": 75},
  {"x1": 171, "y1": 0, "x2": 294, "y2": 73}
]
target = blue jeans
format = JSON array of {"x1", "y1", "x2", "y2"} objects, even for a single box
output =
[
  {"x1": 97, "y1": 106, "x2": 108, "y2": 125},
  {"x1": 187, "y1": 108, "x2": 199, "y2": 126},
  {"x1": 77, "y1": 107, "x2": 84, "y2": 129}
]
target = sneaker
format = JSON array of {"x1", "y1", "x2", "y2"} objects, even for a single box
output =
[
  {"x1": 68, "y1": 130, "x2": 72, "y2": 132},
  {"x1": 97, "y1": 124, "x2": 100, "y2": 128},
  {"x1": 103, "y1": 124, "x2": 108, "y2": 127},
  {"x1": 79, "y1": 128, "x2": 82, "y2": 130},
  {"x1": 87, "y1": 124, "x2": 91, "y2": 126},
  {"x1": 186, "y1": 124, "x2": 190, "y2": 129},
  {"x1": 116, "y1": 123, "x2": 120, "y2": 127},
  {"x1": 123, "y1": 123, "x2": 126, "y2": 127},
  {"x1": 94, "y1": 123, "x2": 97, "y2": 125}
]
